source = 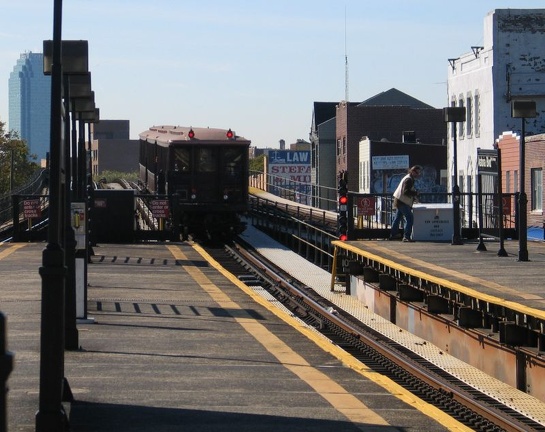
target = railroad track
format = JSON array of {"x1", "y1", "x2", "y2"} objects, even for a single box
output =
[{"x1": 203, "y1": 237, "x2": 545, "y2": 432}]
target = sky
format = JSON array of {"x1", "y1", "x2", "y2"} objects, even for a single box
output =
[{"x1": 1, "y1": 1, "x2": 545, "y2": 148}]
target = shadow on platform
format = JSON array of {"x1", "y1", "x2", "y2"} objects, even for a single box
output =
[{"x1": 68, "y1": 401, "x2": 388, "y2": 432}]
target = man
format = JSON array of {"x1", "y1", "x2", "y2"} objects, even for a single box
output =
[{"x1": 389, "y1": 165, "x2": 422, "y2": 242}]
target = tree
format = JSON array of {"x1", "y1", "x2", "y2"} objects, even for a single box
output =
[
  {"x1": 0, "y1": 119, "x2": 40, "y2": 195},
  {"x1": 249, "y1": 154, "x2": 265, "y2": 173}
]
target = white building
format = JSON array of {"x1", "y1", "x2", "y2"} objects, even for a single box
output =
[{"x1": 447, "y1": 9, "x2": 545, "y2": 201}]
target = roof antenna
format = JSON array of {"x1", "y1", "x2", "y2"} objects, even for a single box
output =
[{"x1": 344, "y1": 6, "x2": 349, "y2": 102}]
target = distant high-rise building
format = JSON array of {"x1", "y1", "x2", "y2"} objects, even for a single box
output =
[{"x1": 8, "y1": 52, "x2": 51, "y2": 161}]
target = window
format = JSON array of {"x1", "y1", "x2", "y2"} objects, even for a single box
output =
[
  {"x1": 458, "y1": 96, "x2": 464, "y2": 138},
  {"x1": 474, "y1": 93, "x2": 480, "y2": 137},
  {"x1": 505, "y1": 171, "x2": 511, "y2": 193},
  {"x1": 531, "y1": 168, "x2": 543, "y2": 211},
  {"x1": 514, "y1": 170, "x2": 519, "y2": 193},
  {"x1": 466, "y1": 95, "x2": 472, "y2": 137}
]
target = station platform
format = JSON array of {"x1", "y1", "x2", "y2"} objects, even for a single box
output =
[
  {"x1": 335, "y1": 237, "x2": 545, "y2": 315},
  {"x1": 0, "y1": 240, "x2": 458, "y2": 432}
]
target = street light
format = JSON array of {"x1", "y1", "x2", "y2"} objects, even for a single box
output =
[
  {"x1": 511, "y1": 100, "x2": 537, "y2": 262},
  {"x1": 38, "y1": 35, "x2": 89, "y2": 430},
  {"x1": 443, "y1": 106, "x2": 466, "y2": 245}
]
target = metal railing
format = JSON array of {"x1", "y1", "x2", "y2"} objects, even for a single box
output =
[
  {"x1": 249, "y1": 170, "x2": 519, "y2": 239},
  {"x1": 0, "y1": 169, "x2": 49, "y2": 227}
]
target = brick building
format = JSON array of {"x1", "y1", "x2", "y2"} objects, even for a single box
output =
[
  {"x1": 497, "y1": 132, "x2": 545, "y2": 227},
  {"x1": 335, "y1": 89, "x2": 446, "y2": 192}
]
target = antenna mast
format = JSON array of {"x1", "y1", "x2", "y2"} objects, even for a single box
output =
[{"x1": 344, "y1": 7, "x2": 349, "y2": 102}]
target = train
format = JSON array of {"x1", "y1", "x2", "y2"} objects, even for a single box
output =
[{"x1": 139, "y1": 125, "x2": 251, "y2": 240}]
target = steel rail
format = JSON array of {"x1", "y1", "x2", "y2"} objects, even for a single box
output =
[{"x1": 226, "y1": 238, "x2": 543, "y2": 432}]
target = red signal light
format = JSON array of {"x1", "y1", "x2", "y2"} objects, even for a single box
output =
[
  {"x1": 226, "y1": 128, "x2": 234, "y2": 139},
  {"x1": 339, "y1": 195, "x2": 348, "y2": 205},
  {"x1": 188, "y1": 128, "x2": 195, "y2": 139},
  {"x1": 339, "y1": 233, "x2": 348, "y2": 241}
]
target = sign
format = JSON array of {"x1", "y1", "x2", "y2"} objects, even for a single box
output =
[
  {"x1": 357, "y1": 196, "x2": 376, "y2": 216},
  {"x1": 477, "y1": 149, "x2": 498, "y2": 175},
  {"x1": 151, "y1": 199, "x2": 170, "y2": 218},
  {"x1": 71, "y1": 202, "x2": 86, "y2": 250},
  {"x1": 23, "y1": 199, "x2": 41, "y2": 219},
  {"x1": 412, "y1": 204, "x2": 453, "y2": 241},
  {"x1": 267, "y1": 150, "x2": 311, "y2": 204},
  {"x1": 372, "y1": 155, "x2": 409, "y2": 170},
  {"x1": 495, "y1": 195, "x2": 512, "y2": 214},
  {"x1": 94, "y1": 198, "x2": 107, "y2": 208}
]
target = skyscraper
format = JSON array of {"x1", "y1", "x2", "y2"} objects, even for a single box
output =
[{"x1": 8, "y1": 52, "x2": 51, "y2": 161}]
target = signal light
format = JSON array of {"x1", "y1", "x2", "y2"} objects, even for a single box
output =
[
  {"x1": 188, "y1": 128, "x2": 195, "y2": 139},
  {"x1": 226, "y1": 128, "x2": 234, "y2": 139},
  {"x1": 337, "y1": 170, "x2": 349, "y2": 241}
]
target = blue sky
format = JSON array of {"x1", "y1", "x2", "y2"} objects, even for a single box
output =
[{"x1": 1, "y1": 1, "x2": 544, "y2": 148}]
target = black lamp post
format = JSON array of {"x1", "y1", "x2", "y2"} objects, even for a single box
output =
[
  {"x1": 511, "y1": 100, "x2": 537, "y2": 262},
  {"x1": 40, "y1": 35, "x2": 90, "y2": 429},
  {"x1": 36, "y1": 2, "x2": 66, "y2": 429},
  {"x1": 443, "y1": 106, "x2": 466, "y2": 245}
]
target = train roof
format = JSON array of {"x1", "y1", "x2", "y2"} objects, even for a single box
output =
[{"x1": 139, "y1": 125, "x2": 251, "y2": 146}]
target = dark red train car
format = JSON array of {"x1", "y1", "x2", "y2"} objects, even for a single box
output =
[{"x1": 139, "y1": 125, "x2": 250, "y2": 239}]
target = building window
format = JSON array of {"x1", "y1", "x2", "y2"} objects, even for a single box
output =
[
  {"x1": 506, "y1": 171, "x2": 511, "y2": 193},
  {"x1": 336, "y1": 139, "x2": 341, "y2": 156},
  {"x1": 474, "y1": 93, "x2": 480, "y2": 137},
  {"x1": 458, "y1": 96, "x2": 464, "y2": 138},
  {"x1": 514, "y1": 170, "x2": 519, "y2": 193},
  {"x1": 531, "y1": 168, "x2": 543, "y2": 211},
  {"x1": 342, "y1": 137, "x2": 346, "y2": 155},
  {"x1": 466, "y1": 95, "x2": 472, "y2": 137}
]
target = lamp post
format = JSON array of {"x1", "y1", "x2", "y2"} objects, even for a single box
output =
[
  {"x1": 36, "y1": 2, "x2": 66, "y2": 429},
  {"x1": 511, "y1": 100, "x2": 537, "y2": 262},
  {"x1": 39, "y1": 36, "x2": 89, "y2": 430},
  {"x1": 443, "y1": 106, "x2": 466, "y2": 245}
]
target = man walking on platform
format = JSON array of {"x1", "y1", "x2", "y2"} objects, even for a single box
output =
[{"x1": 389, "y1": 165, "x2": 421, "y2": 242}]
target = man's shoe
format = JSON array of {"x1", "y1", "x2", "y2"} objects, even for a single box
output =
[
  {"x1": 402, "y1": 237, "x2": 415, "y2": 242},
  {"x1": 389, "y1": 233, "x2": 402, "y2": 240}
]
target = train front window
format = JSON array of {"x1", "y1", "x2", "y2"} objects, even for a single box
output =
[
  {"x1": 223, "y1": 148, "x2": 243, "y2": 177},
  {"x1": 173, "y1": 148, "x2": 190, "y2": 172},
  {"x1": 196, "y1": 148, "x2": 216, "y2": 172}
]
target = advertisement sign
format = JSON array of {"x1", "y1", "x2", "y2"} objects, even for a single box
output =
[
  {"x1": 477, "y1": 149, "x2": 498, "y2": 175},
  {"x1": 268, "y1": 150, "x2": 311, "y2": 204},
  {"x1": 372, "y1": 155, "x2": 409, "y2": 170}
]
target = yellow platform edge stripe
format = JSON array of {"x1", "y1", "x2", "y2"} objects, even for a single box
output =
[
  {"x1": 191, "y1": 242, "x2": 471, "y2": 432},
  {"x1": 333, "y1": 240, "x2": 545, "y2": 321}
]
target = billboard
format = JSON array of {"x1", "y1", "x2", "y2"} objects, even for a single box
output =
[{"x1": 268, "y1": 150, "x2": 311, "y2": 204}]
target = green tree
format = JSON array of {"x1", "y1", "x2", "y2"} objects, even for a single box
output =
[
  {"x1": 249, "y1": 154, "x2": 265, "y2": 173},
  {"x1": 0, "y1": 119, "x2": 39, "y2": 195}
]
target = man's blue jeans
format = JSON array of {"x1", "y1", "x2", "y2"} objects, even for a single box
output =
[{"x1": 391, "y1": 201, "x2": 414, "y2": 239}]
